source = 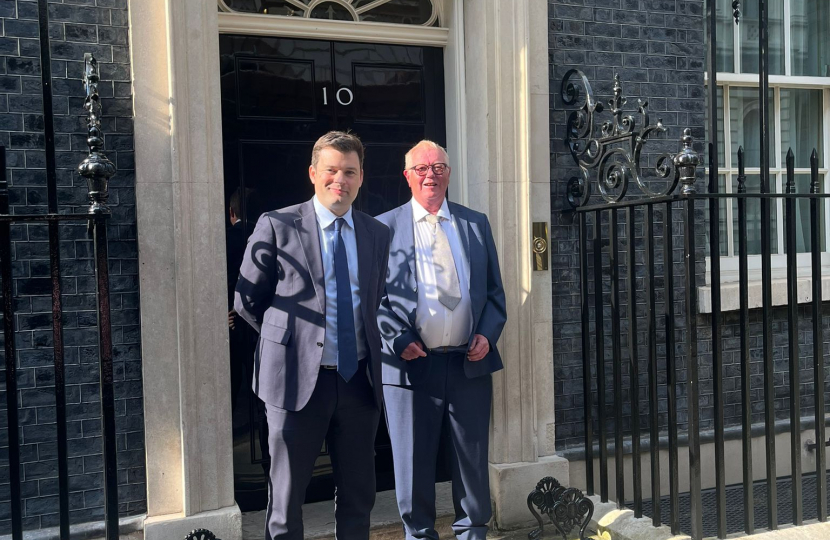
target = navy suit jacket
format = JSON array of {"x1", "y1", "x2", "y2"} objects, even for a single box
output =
[
  {"x1": 234, "y1": 199, "x2": 390, "y2": 411},
  {"x1": 376, "y1": 201, "x2": 507, "y2": 386}
]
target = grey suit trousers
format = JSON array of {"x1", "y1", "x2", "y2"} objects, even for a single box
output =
[
  {"x1": 265, "y1": 365, "x2": 379, "y2": 540},
  {"x1": 383, "y1": 350, "x2": 493, "y2": 540}
]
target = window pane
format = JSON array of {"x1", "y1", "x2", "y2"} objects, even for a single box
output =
[
  {"x1": 729, "y1": 87, "x2": 776, "y2": 168},
  {"x1": 708, "y1": 87, "x2": 726, "y2": 166},
  {"x1": 310, "y1": 2, "x2": 353, "y2": 20},
  {"x1": 780, "y1": 88, "x2": 824, "y2": 168},
  {"x1": 711, "y1": 0, "x2": 735, "y2": 72},
  {"x1": 358, "y1": 0, "x2": 435, "y2": 25},
  {"x1": 224, "y1": 0, "x2": 305, "y2": 16},
  {"x1": 732, "y1": 174, "x2": 779, "y2": 255},
  {"x1": 783, "y1": 174, "x2": 826, "y2": 253},
  {"x1": 791, "y1": 0, "x2": 830, "y2": 77},
  {"x1": 706, "y1": 175, "x2": 729, "y2": 256},
  {"x1": 740, "y1": 0, "x2": 784, "y2": 75}
]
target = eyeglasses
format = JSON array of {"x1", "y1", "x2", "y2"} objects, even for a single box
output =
[{"x1": 409, "y1": 163, "x2": 448, "y2": 176}]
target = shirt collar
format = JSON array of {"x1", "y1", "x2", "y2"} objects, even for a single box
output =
[
  {"x1": 313, "y1": 196, "x2": 354, "y2": 230},
  {"x1": 410, "y1": 197, "x2": 451, "y2": 223}
]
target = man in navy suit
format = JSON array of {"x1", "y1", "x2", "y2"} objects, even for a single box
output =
[
  {"x1": 377, "y1": 140, "x2": 507, "y2": 540},
  {"x1": 235, "y1": 131, "x2": 390, "y2": 540}
]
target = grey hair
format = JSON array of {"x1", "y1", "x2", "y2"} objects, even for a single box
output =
[{"x1": 404, "y1": 140, "x2": 449, "y2": 169}]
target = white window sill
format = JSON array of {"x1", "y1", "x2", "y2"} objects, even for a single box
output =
[{"x1": 698, "y1": 275, "x2": 830, "y2": 314}]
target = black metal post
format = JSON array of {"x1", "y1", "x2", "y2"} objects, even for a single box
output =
[
  {"x1": 626, "y1": 207, "x2": 642, "y2": 517},
  {"x1": 92, "y1": 219, "x2": 118, "y2": 540},
  {"x1": 645, "y1": 203, "x2": 661, "y2": 527},
  {"x1": 684, "y1": 196, "x2": 702, "y2": 540},
  {"x1": 36, "y1": 3, "x2": 70, "y2": 534},
  {"x1": 595, "y1": 209, "x2": 608, "y2": 502},
  {"x1": 0, "y1": 147, "x2": 23, "y2": 540},
  {"x1": 38, "y1": 2, "x2": 71, "y2": 535},
  {"x1": 580, "y1": 212, "x2": 594, "y2": 495},
  {"x1": 48, "y1": 220, "x2": 69, "y2": 540},
  {"x1": 810, "y1": 148, "x2": 826, "y2": 523},
  {"x1": 759, "y1": 0, "x2": 777, "y2": 528},
  {"x1": 36, "y1": 0, "x2": 57, "y2": 213},
  {"x1": 611, "y1": 209, "x2": 625, "y2": 507},
  {"x1": 704, "y1": 9, "x2": 726, "y2": 533},
  {"x1": 664, "y1": 201, "x2": 679, "y2": 534},
  {"x1": 785, "y1": 149, "x2": 802, "y2": 526},
  {"x1": 77, "y1": 54, "x2": 117, "y2": 540},
  {"x1": 737, "y1": 147, "x2": 754, "y2": 535},
  {"x1": 707, "y1": 145, "x2": 727, "y2": 539}
]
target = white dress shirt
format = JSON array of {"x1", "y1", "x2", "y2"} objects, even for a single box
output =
[
  {"x1": 313, "y1": 196, "x2": 366, "y2": 366},
  {"x1": 411, "y1": 198, "x2": 473, "y2": 349}
]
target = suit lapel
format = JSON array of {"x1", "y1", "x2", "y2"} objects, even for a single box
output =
[
  {"x1": 395, "y1": 203, "x2": 416, "y2": 281},
  {"x1": 294, "y1": 200, "x2": 325, "y2": 313},
  {"x1": 353, "y1": 211, "x2": 374, "y2": 313}
]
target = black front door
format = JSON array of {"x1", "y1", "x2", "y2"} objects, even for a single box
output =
[{"x1": 219, "y1": 35, "x2": 446, "y2": 511}]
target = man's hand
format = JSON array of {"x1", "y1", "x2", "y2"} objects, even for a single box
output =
[
  {"x1": 228, "y1": 309, "x2": 237, "y2": 330},
  {"x1": 401, "y1": 341, "x2": 428, "y2": 361},
  {"x1": 467, "y1": 334, "x2": 490, "y2": 361}
]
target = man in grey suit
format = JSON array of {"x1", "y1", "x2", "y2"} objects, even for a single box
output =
[
  {"x1": 234, "y1": 131, "x2": 390, "y2": 540},
  {"x1": 376, "y1": 140, "x2": 507, "y2": 540}
]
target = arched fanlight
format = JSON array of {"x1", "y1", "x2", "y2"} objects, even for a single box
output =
[{"x1": 219, "y1": 0, "x2": 439, "y2": 27}]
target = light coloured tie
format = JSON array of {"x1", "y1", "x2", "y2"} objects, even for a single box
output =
[{"x1": 425, "y1": 214, "x2": 461, "y2": 310}]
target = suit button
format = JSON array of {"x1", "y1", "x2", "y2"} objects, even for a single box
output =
[{"x1": 317, "y1": 342, "x2": 323, "y2": 347}]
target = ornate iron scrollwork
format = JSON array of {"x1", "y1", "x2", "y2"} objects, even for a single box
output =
[
  {"x1": 184, "y1": 529, "x2": 220, "y2": 540},
  {"x1": 77, "y1": 53, "x2": 115, "y2": 215},
  {"x1": 563, "y1": 70, "x2": 701, "y2": 208},
  {"x1": 527, "y1": 476, "x2": 594, "y2": 540}
]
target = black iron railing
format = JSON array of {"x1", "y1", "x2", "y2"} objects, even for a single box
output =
[
  {"x1": 567, "y1": 0, "x2": 829, "y2": 538},
  {"x1": 573, "y1": 152, "x2": 829, "y2": 540},
  {"x1": 565, "y1": 44, "x2": 828, "y2": 540},
  {"x1": 0, "y1": 1, "x2": 119, "y2": 538}
]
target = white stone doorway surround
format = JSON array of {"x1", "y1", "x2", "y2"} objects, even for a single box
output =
[{"x1": 128, "y1": 2, "x2": 564, "y2": 539}]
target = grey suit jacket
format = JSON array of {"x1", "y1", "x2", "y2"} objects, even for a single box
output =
[
  {"x1": 376, "y1": 201, "x2": 507, "y2": 386},
  {"x1": 234, "y1": 199, "x2": 391, "y2": 411}
]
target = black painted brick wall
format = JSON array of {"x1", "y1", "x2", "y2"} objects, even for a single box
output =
[
  {"x1": 0, "y1": 0, "x2": 144, "y2": 532},
  {"x1": 549, "y1": 0, "x2": 706, "y2": 449},
  {"x1": 549, "y1": 0, "x2": 830, "y2": 453}
]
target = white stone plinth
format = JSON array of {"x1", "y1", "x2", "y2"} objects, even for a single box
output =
[
  {"x1": 145, "y1": 505, "x2": 242, "y2": 540},
  {"x1": 489, "y1": 455, "x2": 570, "y2": 530}
]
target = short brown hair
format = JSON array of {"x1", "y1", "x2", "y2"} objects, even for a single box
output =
[{"x1": 311, "y1": 131, "x2": 364, "y2": 168}]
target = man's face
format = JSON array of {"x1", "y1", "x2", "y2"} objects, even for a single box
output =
[
  {"x1": 309, "y1": 147, "x2": 363, "y2": 215},
  {"x1": 404, "y1": 147, "x2": 451, "y2": 209}
]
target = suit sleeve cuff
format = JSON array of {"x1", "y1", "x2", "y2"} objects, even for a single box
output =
[{"x1": 392, "y1": 329, "x2": 420, "y2": 359}]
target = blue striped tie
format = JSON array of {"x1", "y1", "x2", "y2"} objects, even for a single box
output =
[{"x1": 334, "y1": 218, "x2": 358, "y2": 382}]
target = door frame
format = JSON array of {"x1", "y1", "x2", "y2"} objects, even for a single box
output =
[
  {"x1": 130, "y1": 1, "x2": 556, "y2": 537},
  {"x1": 216, "y1": 2, "x2": 469, "y2": 205}
]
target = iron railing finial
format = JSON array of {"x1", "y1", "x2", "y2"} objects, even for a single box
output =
[
  {"x1": 77, "y1": 53, "x2": 115, "y2": 215},
  {"x1": 675, "y1": 128, "x2": 700, "y2": 195}
]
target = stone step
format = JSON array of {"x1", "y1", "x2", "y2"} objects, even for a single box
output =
[
  {"x1": 312, "y1": 515, "x2": 457, "y2": 540},
  {"x1": 242, "y1": 484, "x2": 456, "y2": 540}
]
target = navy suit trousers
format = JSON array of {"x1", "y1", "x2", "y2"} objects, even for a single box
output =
[
  {"x1": 383, "y1": 350, "x2": 493, "y2": 540},
  {"x1": 265, "y1": 365, "x2": 379, "y2": 540}
]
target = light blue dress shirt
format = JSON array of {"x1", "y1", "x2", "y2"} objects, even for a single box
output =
[{"x1": 313, "y1": 196, "x2": 366, "y2": 367}]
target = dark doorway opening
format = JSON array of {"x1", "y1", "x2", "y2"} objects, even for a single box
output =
[{"x1": 219, "y1": 35, "x2": 446, "y2": 511}]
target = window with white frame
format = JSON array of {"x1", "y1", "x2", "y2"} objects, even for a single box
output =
[{"x1": 708, "y1": 0, "x2": 830, "y2": 283}]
